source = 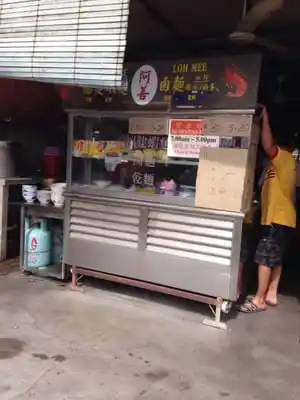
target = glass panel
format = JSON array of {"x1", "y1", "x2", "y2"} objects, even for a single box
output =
[
  {"x1": 74, "y1": 117, "x2": 86, "y2": 141},
  {"x1": 71, "y1": 117, "x2": 88, "y2": 185},
  {"x1": 72, "y1": 157, "x2": 87, "y2": 185},
  {"x1": 71, "y1": 116, "x2": 198, "y2": 200}
]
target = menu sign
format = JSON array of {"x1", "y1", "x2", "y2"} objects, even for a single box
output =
[
  {"x1": 128, "y1": 135, "x2": 167, "y2": 150},
  {"x1": 169, "y1": 119, "x2": 203, "y2": 135},
  {"x1": 127, "y1": 135, "x2": 167, "y2": 162},
  {"x1": 202, "y1": 115, "x2": 253, "y2": 136},
  {"x1": 129, "y1": 118, "x2": 168, "y2": 135},
  {"x1": 167, "y1": 119, "x2": 219, "y2": 158},
  {"x1": 60, "y1": 55, "x2": 261, "y2": 111}
]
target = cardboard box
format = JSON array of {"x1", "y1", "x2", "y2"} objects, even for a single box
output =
[{"x1": 195, "y1": 145, "x2": 257, "y2": 213}]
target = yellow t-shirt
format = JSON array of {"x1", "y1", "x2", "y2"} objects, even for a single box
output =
[{"x1": 261, "y1": 147, "x2": 296, "y2": 227}]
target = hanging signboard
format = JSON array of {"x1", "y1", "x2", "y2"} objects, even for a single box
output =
[
  {"x1": 130, "y1": 65, "x2": 158, "y2": 105},
  {"x1": 167, "y1": 119, "x2": 219, "y2": 158},
  {"x1": 127, "y1": 55, "x2": 261, "y2": 110},
  {"x1": 61, "y1": 54, "x2": 261, "y2": 111}
]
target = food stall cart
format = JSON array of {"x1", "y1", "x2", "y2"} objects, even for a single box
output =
[{"x1": 62, "y1": 54, "x2": 261, "y2": 329}]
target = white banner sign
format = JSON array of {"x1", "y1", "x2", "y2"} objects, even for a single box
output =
[
  {"x1": 167, "y1": 119, "x2": 219, "y2": 158},
  {"x1": 167, "y1": 135, "x2": 220, "y2": 158}
]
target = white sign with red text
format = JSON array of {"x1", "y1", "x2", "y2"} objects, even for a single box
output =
[
  {"x1": 167, "y1": 119, "x2": 219, "y2": 158},
  {"x1": 131, "y1": 65, "x2": 158, "y2": 106}
]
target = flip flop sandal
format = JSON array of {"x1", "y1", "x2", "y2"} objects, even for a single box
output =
[
  {"x1": 238, "y1": 300, "x2": 266, "y2": 313},
  {"x1": 247, "y1": 295, "x2": 278, "y2": 307}
]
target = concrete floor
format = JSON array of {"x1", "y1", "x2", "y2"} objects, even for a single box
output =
[{"x1": 0, "y1": 269, "x2": 300, "y2": 400}]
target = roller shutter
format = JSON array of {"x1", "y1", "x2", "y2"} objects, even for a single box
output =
[{"x1": 0, "y1": 0, "x2": 129, "y2": 87}]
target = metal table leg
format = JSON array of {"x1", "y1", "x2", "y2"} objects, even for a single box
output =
[{"x1": 19, "y1": 205, "x2": 25, "y2": 272}]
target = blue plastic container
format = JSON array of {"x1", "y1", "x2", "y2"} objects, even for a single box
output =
[{"x1": 24, "y1": 218, "x2": 51, "y2": 269}]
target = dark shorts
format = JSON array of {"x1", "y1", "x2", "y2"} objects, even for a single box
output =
[{"x1": 254, "y1": 223, "x2": 293, "y2": 268}]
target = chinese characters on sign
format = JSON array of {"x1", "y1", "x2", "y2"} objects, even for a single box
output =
[
  {"x1": 129, "y1": 118, "x2": 168, "y2": 135},
  {"x1": 73, "y1": 140, "x2": 125, "y2": 158},
  {"x1": 127, "y1": 133, "x2": 167, "y2": 192},
  {"x1": 202, "y1": 116, "x2": 252, "y2": 136},
  {"x1": 128, "y1": 135, "x2": 168, "y2": 150},
  {"x1": 167, "y1": 119, "x2": 220, "y2": 158},
  {"x1": 62, "y1": 55, "x2": 260, "y2": 111},
  {"x1": 132, "y1": 166, "x2": 156, "y2": 194},
  {"x1": 130, "y1": 62, "x2": 217, "y2": 106},
  {"x1": 169, "y1": 120, "x2": 203, "y2": 135},
  {"x1": 132, "y1": 171, "x2": 154, "y2": 186},
  {"x1": 126, "y1": 55, "x2": 261, "y2": 109},
  {"x1": 159, "y1": 62, "x2": 216, "y2": 104},
  {"x1": 130, "y1": 65, "x2": 158, "y2": 105},
  {"x1": 127, "y1": 134, "x2": 167, "y2": 162}
]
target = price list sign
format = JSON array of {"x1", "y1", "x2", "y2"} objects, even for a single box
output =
[
  {"x1": 202, "y1": 115, "x2": 252, "y2": 136},
  {"x1": 167, "y1": 119, "x2": 219, "y2": 159}
]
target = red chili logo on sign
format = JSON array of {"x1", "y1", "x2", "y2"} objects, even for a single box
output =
[{"x1": 31, "y1": 237, "x2": 37, "y2": 250}]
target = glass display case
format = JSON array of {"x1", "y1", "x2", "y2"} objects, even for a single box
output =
[{"x1": 70, "y1": 116, "x2": 199, "y2": 201}]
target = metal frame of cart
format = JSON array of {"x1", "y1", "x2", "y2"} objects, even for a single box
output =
[{"x1": 61, "y1": 108, "x2": 257, "y2": 330}]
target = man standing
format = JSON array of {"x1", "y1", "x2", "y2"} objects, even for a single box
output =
[{"x1": 239, "y1": 106, "x2": 296, "y2": 313}]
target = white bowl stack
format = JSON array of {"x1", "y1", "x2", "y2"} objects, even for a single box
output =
[
  {"x1": 51, "y1": 183, "x2": 66, "y2": 208},
  {"x1": 22, "y1": 185, "x2": 37, "y2": 204},
  {"x1": 37, "y1": 189, "x2": 51, "y2": 206}
]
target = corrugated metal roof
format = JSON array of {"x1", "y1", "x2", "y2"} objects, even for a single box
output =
[{"x1": 0, "y1": 0, "x2": 129, "y2": 88}]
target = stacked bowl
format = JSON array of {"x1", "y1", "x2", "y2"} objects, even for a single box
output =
[
  {"x1": 37, "y1": 189, "x2": 51, "y2": 206},
  {"x1": 22, "y1": 185, "x2": 37, "y2": 204},
  {"x1": 51, "y1": 183, "x2": 66, "y2": 207}
]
